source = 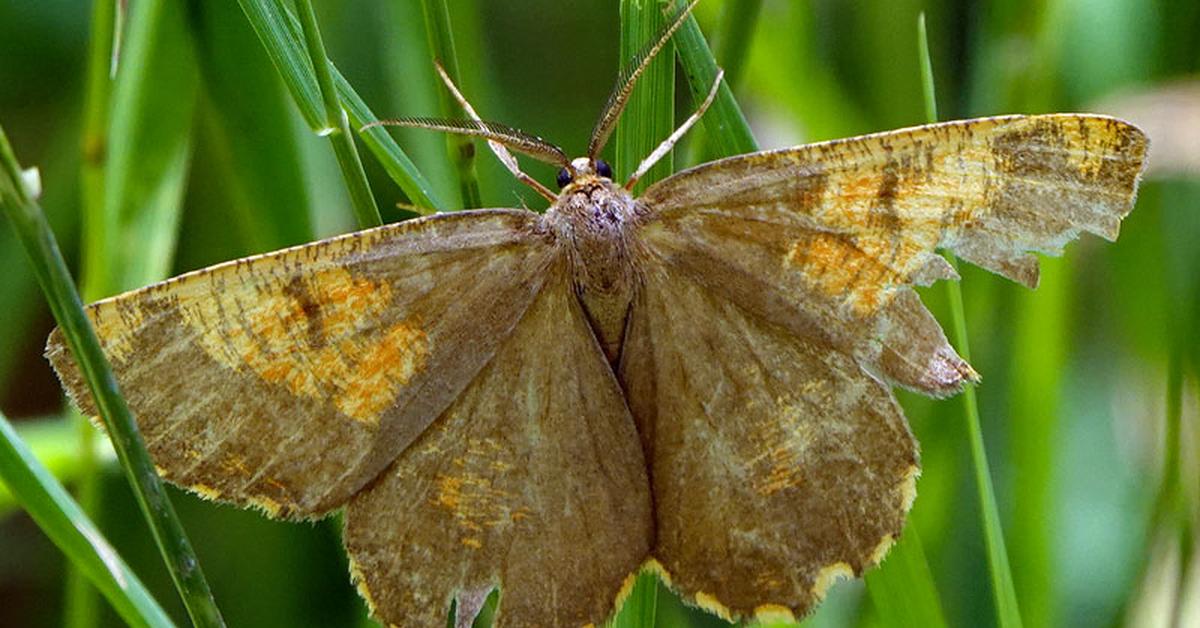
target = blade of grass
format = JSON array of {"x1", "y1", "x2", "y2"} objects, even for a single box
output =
[
  {"x1": 294, "y1": 0, "x2": 381, "y2": 229},
  {"x1": 610, "y1": 571, "x2": 658, "y2": 628},
  {"x1": 237, "y1": 0, "x2": 443, "y2": 212},
  {"x1": 0, "y1": 125, "x2": 225, "y2": 628},
  {"x1": 0, "y1": 416, "x2": 117, "y2": 516},
  {"x1": 857, "y1": 17, "x2": 952, "y2": 628},
  {"x1": 864, "y1": 528, "x2": 948, "y2": 628},
  {"x1": 712, "y1": 0, "x2": 762, "y2": 90},
  {"x1": 86, "y1": 0, "x2": 196, "y2": 298},
  {"x1": 673, "y1": 10, "x2": 757, "y2": 158},
  {"x1": 421, "y1": 0, "x2": 482, "y2": 209},
  {"x1": 379, "y1": 0, "x2": 457, "y2": 213},
  {"x1": 682, "y1": 0, "x2": 761, "y2": 165},
  {"x1": 615, "y1": 0, "x2": 676, "y2": 194},
  {"x1": 0, "y1": 410, "x2": 172, "y2": 628},
  {"x1": 918, "y1": 14, "x2": 1023, "y2": 628},
  {"x1": 68, "y1": 0, "x2": 199, "y2": 624},
  {"x1": 67, "y1": 4, "x2": 116, "y2": 625}
]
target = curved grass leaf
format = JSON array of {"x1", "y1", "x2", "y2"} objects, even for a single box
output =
[
  {"x1": 918, "y1": 14, "x2": 1023, "y2": 628},
  {"x1": 0, "y1": 123, "x2": 225, "y2": 627},
  {"x1": 237, "y1": 0, "x2": 443, "y2": 212},
  {"x1": 421, "y1": 0, "x2": 482, "y2": 209},
  {"x1": 0, "y1": 411, "x2": 172, "y2": 628}
]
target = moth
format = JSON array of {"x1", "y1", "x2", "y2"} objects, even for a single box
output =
[{"x1": 47, "y1": 3, "x2": 1147, "y2": 626}]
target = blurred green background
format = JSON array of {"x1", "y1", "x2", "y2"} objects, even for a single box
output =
[{"x1": 0, "y1": 0, "x2": 1197, "y2": 626}]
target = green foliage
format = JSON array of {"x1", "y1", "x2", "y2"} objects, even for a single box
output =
[{"x1": 0, "y1": 1, "x2": 1195, "y2": 627}]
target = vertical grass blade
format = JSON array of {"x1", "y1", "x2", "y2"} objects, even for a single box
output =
[
  {"x1": 237, "y1": 0, "x2": 443, "y2": 212},
  {"x1": 918, "y1": 14, "x2": 1023, "y2": 628},
  {"x1": 615, "y1": 0, "x2": 675, "y2": 193},
  {"x1": 421, "y1": 0, "x2": 482, "y2": 209},
  {"x1": 610, "y1": 571, "x2": 658, "y2": 628},
  {"x1": 64, "y1": 1, "x2": 119, "y2": 625},
  {"x1": 0, "y1": 410, "x2": 173, "y2": 628},
  {"x1": 712, "y1": 0, "x2": 762, "y2": 89},
  {"x1": 0, "y1": 125, "x2": 225, "y2": 628},
  {"x1": 67, "y1": 0, "x2": 200, "y2": 623},
  {"x1": 87, "y1": 0, "x2": 196, "y2": 297},
  {"x1": 294, "y1": 0, "x2": 382, "y2": 229},
  {"x1": 673, "y1": 12, "x2": 757, "y2": 158},
  {"x1": 864, "y1": 528, "x2": 948, "y2": 628}
]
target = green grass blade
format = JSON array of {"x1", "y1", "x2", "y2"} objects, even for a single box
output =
[
  {"x1": 421, "y1": 0, "x2": 482, "y2": 209},
  {"x1": 294, "y1": 0, "x2": 382, "y2": 229},
  {"x1": 864, "y1": 529, "x2": 948, "y2": 628},
  {"x1": 0, "y1": 416, "x2": 116, "y2": 516},
  {"x1": 237, "y1": 0, "x2": 443, "y2": 212},
  {"x1": 378, "y1": 0, "x2": 457, "y2": 210},
  {"x1": 63, "y1": 2, "x2": 118, "y2": 624},
  {"x1": 683, "y1": 0, "x2": 761, "y2": 165},
  {"x1": 87, "y1": 0, "x2": 196, "y2": 296},
  {"x1": 0, "y1": 125, "x2": 225, "y2": 628},
  {"x1": 673, "y1": 12, "x2": 757, "y2": 158},
  {"x1": 610, "y1": 571, "x2": 658, "y2": 628},
  {"x1": 713, "y1": 0, "x2": 762, "y2": 89},
  {"x1": 918, "y1": 14, "x2": 1023, "y2": 628},
  {"x1": 615, "y1": 0, "x2": 675, "y2": 194},
  {"x1": 0, "y1": 410, "x2": 172, "y2": 628}
]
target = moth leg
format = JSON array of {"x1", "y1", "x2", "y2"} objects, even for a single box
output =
[{"x1": 433, "y1": 61, "x2": 558, "y2": 202}]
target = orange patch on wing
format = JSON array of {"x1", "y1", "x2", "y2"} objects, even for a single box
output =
[
  {"x1": 180, "y1": 266, "x2": 429, "y2": 425},
  {"x1": 786, "y1": 234, "x2": 894, "y2": 315},
  {"x1": 429, "y1": 438, "x2": 530, "y2": 542}
]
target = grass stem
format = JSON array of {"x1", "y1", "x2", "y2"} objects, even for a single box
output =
[
  {"x1": 64, "y1": 0, "x2": 118, "y2": 625},
  {"x1": 919, "y1": 14, "x2": 1023, "y2": 628},
  {"x1": 0, "y1": 410, "x2": 172, "y2": 628},
  {"x1": 420, "y1": 0, "x2": 482, "y2": 209},
  {"x1": 237, "y1": 0, "x2": 443, "y2": 212},
  {"x1": 674, "y1": 12, "x2": 757, "y2": 158},
  {"x1": 294, "y1": 0, "x2": 382, "y2": 229},
  {"x1": 0, "y1": 124, "x2": 225, "y2": 628}
]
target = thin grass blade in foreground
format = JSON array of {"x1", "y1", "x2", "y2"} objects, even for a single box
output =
[
  {"x1": 64, "y1": 0, "x2": 120, "y2": 624},
  {"x1": 67, "y1": 0, "x2": 200, "y2": 624},
  {"x1": 918, "y1": 14, "x2": 1023, "y2": 628},
  {"x1": 682, "y1": 0, "x2": 761, "y2": 166},
  {"x1": 864, "y1": 527, "x2": 948, "y2": 628},
  {"x1": 294, "y1": 0, "x2": 382, "y2": 229},
  {"x1": 421, "y1": 0, "x2": 482, "y2": 209},
  {"x1": 615, "y1": 0, "x2": 675, "y2": 193},
  {"x1": 673, "y1": 11, "x2": 757, "y2": 158},
  {"x1": 237, "y1": 0, "x2": 442, "y2": 212},
  {"x1": 0, "y1": 410, "x2": 172, "y2": 628},
  {"x1": 0, "y1": 125, "x2": 226, "y2": 628}
]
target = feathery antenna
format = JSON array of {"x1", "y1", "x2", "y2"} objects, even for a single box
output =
[
  {"x1": 362, "y1": 118, "x2": 569, "y2": 169},
  {"x1": 586, "y1": 0, "x2": 699, "y2": 159}
]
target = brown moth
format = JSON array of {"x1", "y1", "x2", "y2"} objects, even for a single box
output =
[{"x1": 46, "y1": 3, "x2": 1147, "y2": 627}]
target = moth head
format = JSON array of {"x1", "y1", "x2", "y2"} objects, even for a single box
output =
[{"x1": 557, "y1": 158, "x2": 614, "y2": 189}]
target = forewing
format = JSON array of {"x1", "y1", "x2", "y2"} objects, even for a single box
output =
[
  {"x1": 638, "y1": 114, "x2": 1147, "y2": 395},
  {"x1": 47, "y1": 210, "x2": 554, "y2": 518},
  {"x1": 344, "y1": 262, "x2": 652, "y2": 627},
  {"x1": 617, "y1": 266, "x2": 917, "y2": 621}
]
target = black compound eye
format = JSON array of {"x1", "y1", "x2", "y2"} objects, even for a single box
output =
[
  {"x1": 595, "y1": 159, "x2": 613, "y2": 179},
  {"x1": 556, "y1": 168, "x2": 572, "y2": 189}
]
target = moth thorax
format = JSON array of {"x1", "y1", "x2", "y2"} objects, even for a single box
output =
[{"x1": 547, "y1": 181, "x2": 639, "y2": 363}]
